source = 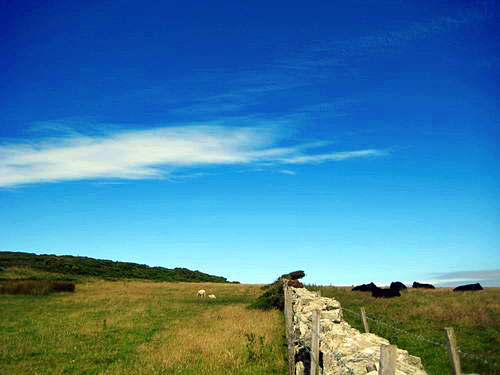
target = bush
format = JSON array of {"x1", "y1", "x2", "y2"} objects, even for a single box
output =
[
  {"x1": 249, "y1": 270, "x2": 305, "y2": 310},
  {"x1": 0, "y1": 280, "x2": 76, "y2": 296}
]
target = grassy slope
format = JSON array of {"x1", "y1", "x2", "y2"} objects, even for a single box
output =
[
  {"x1": 0, "y1": 251, "x2": 230, "y2": 283},
  {"x1": 309, "y1": 286, "x2": 500, "y2": 375},
  {"x1": 0, "y1": 281, "x2": 286, "y2": 375}
]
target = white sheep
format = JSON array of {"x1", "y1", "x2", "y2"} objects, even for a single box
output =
[
  {"x1": 208, "y1": 294, "x2": 216, "y2": 299},
  {"x1": 197, "y1": 289, "x2": 206, "y2": 297}
]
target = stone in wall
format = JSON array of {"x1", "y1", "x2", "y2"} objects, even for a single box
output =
[{"x1": 288, "y1": 286, "x2": 427, "y2": 375}]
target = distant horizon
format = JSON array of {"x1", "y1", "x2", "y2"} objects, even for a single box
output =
[{"x1": 3, "y1": 250, "x2": 499, "y2": 287}]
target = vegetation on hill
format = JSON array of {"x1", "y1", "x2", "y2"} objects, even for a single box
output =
[{"x1": 0, "y1": 251, "x2": 230, "y2": 283}]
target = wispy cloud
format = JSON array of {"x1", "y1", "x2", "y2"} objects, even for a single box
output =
[
  {"x1": 278, "y1": 3, "x2": 494, "y2": 72},
  {"x1": 433, "y1": 269, "x2": 500, "y2": 280},
  {"x1": 279, "y1": 170, "x2": 297, "y2": 176},
  {"x1": 412, "y1": 269, "x2": 500, "y2": 287},
  {"x1": 0, "y1": 124, "x2": 387, "y2": 187},
  {"x1": 327, "y1": 5, "x2": 491, "y2": 55},
  {"x1": 279, "y1": 150, "x2": 387, "y2": 164}
]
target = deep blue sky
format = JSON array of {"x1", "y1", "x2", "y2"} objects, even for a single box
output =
[{"x1": 1, "y1": 0, "x2": 499, "y2": 285}]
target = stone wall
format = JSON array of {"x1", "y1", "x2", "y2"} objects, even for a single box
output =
[{"x1": 288, "y1": 286, "x2": 428, "y2": 375}]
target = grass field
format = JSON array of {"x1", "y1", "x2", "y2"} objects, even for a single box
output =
[
  {"x1": 0, "y1": 280, "x2": 287, "y2": 375},
  {"x1": 308, "y1": 285, "x2": 500, "y2": 375}
]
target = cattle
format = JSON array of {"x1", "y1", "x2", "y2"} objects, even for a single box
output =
[
  {"x1": 412, "y1": 282, "x2": 435, "y2": 289},
  {"x1": 390, "y1": 281, "x2": 407, "y2": 291},
  {"x1": 453, "y1": 283, "x2": 483, "y2": 291},
  {"x1": 197, "y1": 289, "x2": 206, "y2": 297},
  {"x1": 208, "y1": 294, "x2": 216, "y2": 299},
  {"x1": 372, "y1": 287, "x2": 401, "y2": 298},
  {"x1": 352, "y1": 282, "x2": 378, "y2": 292}
]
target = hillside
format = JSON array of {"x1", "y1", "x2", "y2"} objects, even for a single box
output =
[{"x1": 0, "y1": 251, "x2": 230, "y2": 283}]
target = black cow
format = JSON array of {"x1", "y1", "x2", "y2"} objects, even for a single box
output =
[
  {"x1": 412, "y1": 282, "x2": 435, "y2": 289},
  {"x1": 453, "y1": 283, "x2": 483, "y2": 291},
  {"x1": 390, "y1": 281, "x2": 407, "y2": 291},
  {"x1": 352, "y1": 282, "x2": 378, "y2": 292},
  {"x1": 372, "y1": 287, "x2": 401, "y2": 298}
]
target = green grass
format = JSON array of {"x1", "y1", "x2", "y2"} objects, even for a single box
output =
[
  {"x1": 0, "y1": 281, "x2": 286, "y2": 375},
  {"x1": 308, "y1": 285, "x2": 500, "y2": 375}
]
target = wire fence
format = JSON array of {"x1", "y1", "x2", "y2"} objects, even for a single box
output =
[
  {"x1": 341, "y1": 306, "x2": 499, "y2": 369},
  {"x1": 285, "y1": 285, "x2": 499, "y2": 375}
]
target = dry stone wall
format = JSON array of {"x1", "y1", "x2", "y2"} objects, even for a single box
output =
[{"x1": 288, "y1": 286, "x2": 428, "y2": 375}]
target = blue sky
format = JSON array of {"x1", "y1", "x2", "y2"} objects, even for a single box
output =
[{"x1": 1, "y1": 0, "x2": 499, "y2": 286}]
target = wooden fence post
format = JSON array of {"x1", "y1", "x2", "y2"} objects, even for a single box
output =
[
  {"x1": 360, "y1": 307, "x2": 370, "y2": 333},
  {"x1": 379, "y1": 344, "x2": 397, "y2": 375},
  {"x1": 444, "y1": 327, "x2": 462, "y2": 375},
  {"x1": 284, "y1": 281, "x2": 295, "y2": 375},
  {"x1": 311, "y1": 309, "x2": 320, "y2": 375}
]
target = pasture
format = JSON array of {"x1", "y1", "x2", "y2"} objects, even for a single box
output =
[
  {"x1": 309, "y1": 285, "x2": 500, "y2": 375},
  {"x1": 0, "y1": 281, "x2": 287, "y2": 375}
]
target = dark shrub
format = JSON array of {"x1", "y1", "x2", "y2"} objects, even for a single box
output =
[
  {"x1": 250, "y1": 270, "x2": 305, "y2": 310},
  {"x1": 52, "y1": 281, "x2": 76, "y2": 292},
  {"x1": 0, "y1": 280, "x2": 75, "y2": 295}
]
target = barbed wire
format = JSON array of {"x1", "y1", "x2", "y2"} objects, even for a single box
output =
[
  {"x1": 341, "y1": 307, "x2": 447, "y2": 348},
  {"x1": 341, "y1": 306, "x2": 499, "y2": 368}
]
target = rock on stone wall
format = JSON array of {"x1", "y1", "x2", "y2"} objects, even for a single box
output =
[{"x1": 288, "y1": 287, "x2": 427, "y2": 375}]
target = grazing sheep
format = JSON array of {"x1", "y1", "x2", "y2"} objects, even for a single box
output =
[
  {"x1": 208, "y1": 294, "x2": 216, "y2": 299},
  {"x1": 197, "y1": 289, "x2": 206, "y2": 297}
]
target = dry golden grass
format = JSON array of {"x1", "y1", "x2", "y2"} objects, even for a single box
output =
[
  {"x1": 0, "y1": 280, "x2": 286, "y2": 375},
  {"x1": 133, "y1": 305, "x2": 284, "y2": 375}
]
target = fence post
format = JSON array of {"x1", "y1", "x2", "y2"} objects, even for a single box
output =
[
  {"x1": 311, "y1": 309, "x2": 320, "y2": 375},
  {"x1": 444, "y1": 327, "x2": 462, "y2": 375},
  {"x1": 284, "y1": 281, "x2": 295, "y2": 375},
  {"x1": 379, "y1": 344, "x2": 397, "y2": 375},
  {"x1": 360, "y1": 307, "x2": 370, "y2": 333}
]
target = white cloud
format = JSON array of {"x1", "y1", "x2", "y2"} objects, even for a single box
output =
[
  {"x1": 0, "y1": 125, "x2": 387, "y2": 187},
  {"x1": 279, "y1": 150, "x2": 387, "y2": 164},
  {"x1": 279, "y1": 170, "x2": 297, "y2": 175}
]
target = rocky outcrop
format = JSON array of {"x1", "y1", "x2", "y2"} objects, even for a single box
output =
[
  {"x1": 288, "y1": 287, "x2": 427, "y2": 375},
  {"x1": 288, "y1": 279, "x2": 305, "y2": 288}
]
